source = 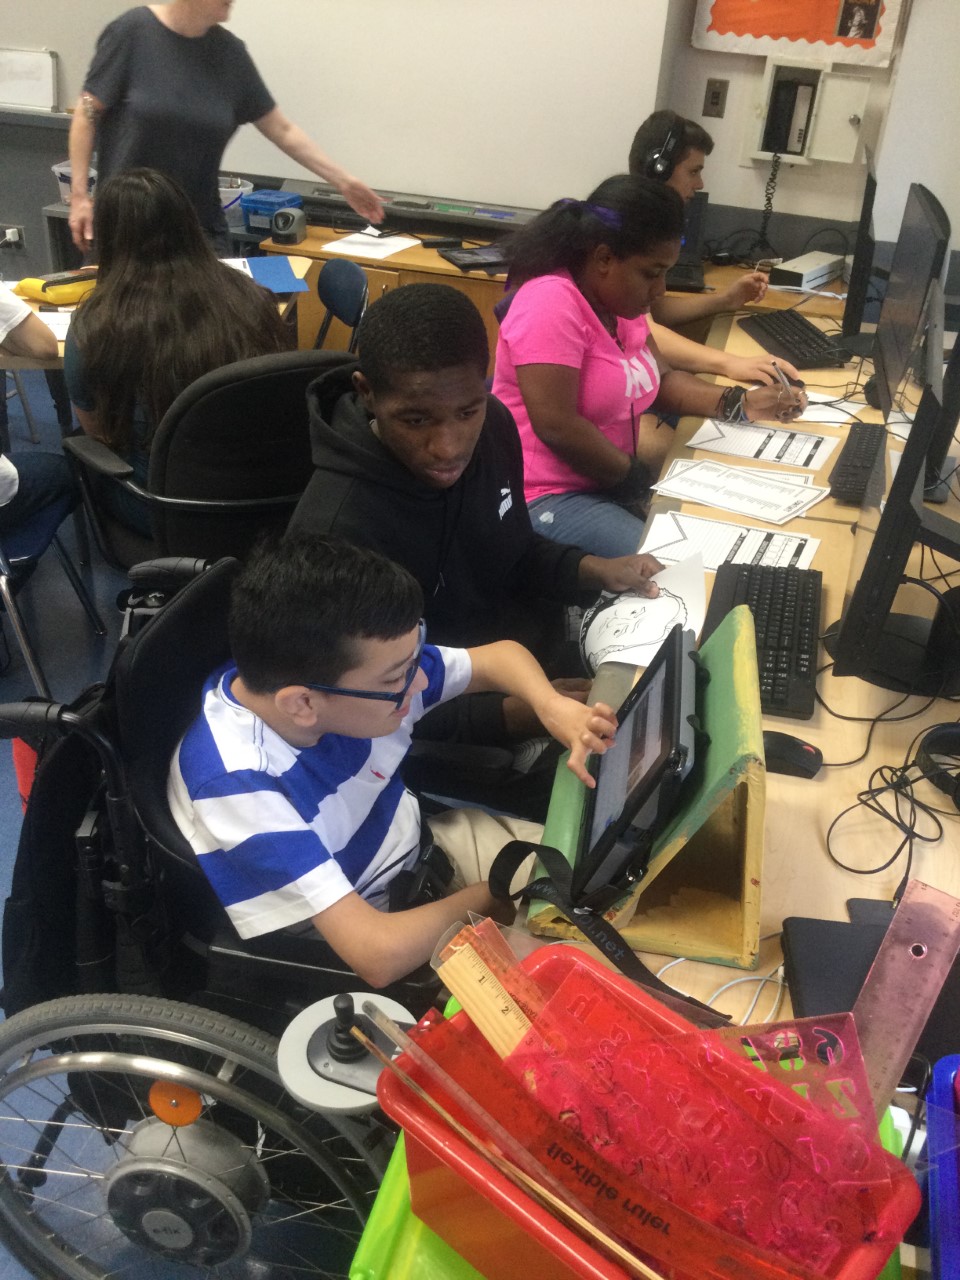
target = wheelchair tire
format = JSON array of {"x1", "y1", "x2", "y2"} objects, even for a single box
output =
[{"x1": 0, "y1": 994, "x2": 387, "y2": 1279}]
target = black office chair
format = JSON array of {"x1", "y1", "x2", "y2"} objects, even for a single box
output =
[
  {"x1": 64, "y1": 349, "x2": 353, "y2": 567},
  {"x1": 313, "y1": 258, "x2": 368, "y2": 352}
]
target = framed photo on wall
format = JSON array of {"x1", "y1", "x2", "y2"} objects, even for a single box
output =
[{"x1": 692, "y1": 0, "x2": 904, "y2": 66}]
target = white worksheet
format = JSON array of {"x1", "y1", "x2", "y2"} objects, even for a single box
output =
[
  {"x1": 661, "y1": 458, "x2": 814, "y2": 487},
  {"x1": 581, "y1": 556, "x2": 706, "y2": 671},
  {"x1": 321, "y1": 231, "x2": 421, "y2": 260},
  {"x1": 651, "y1": 459, "x2": 829, "y2": 525},
  {"x1": 640, "y1": 511, "x2": 820, "y2": 572},
  {"x1": 39, "y1": 311, "x2": 72, "y2": 341},
  {"x1": 796, "y1": 391, "x2": 866, "y2": 426},
  {"x1": 687, "y1": 420, "x2": 839, "y2": 470}
]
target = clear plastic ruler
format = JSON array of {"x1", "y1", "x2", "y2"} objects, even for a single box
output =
[{"x1": 852, "y1": 879, "x2": 960, "y2": 1118}]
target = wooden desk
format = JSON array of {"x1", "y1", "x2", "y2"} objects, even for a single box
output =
[
  {"x1": 261, "y1": 227, "x2": 508, "y2": 368},
  {"x1": 703, "y1": 263, "x2": 846, "y2": 320},
  {"x1": 619, "y1": 318, "x2": 960, "y2": 1027}
]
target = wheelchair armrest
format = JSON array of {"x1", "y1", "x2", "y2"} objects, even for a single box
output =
[
  {"x1": 127, "y1": 557, "x2": 217, "y2": 592},
  {"x1": 0, "y1": 700, "x2": 67, "y2": 738},
  {"x1": 63, "y1": 434, "x2": 135, "y2": 480}
]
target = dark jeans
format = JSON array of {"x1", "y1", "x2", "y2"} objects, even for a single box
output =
[{"x1": 0, "y1": 452, "x2": 77, "y2": 534}]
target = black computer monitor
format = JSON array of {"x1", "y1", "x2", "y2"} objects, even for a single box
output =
[
  {"x1": 871, "y1": 184, "x2": 950, "y2": 422},
  {"x1": 823, "y1": 374, "x2": 960, "y2": 695},
  {"x1": 925, "y1": 297, "x2": 960, "y2": 504},
  {"x1": 841, "y1": 150, "x2": 877, "y2": 339}
]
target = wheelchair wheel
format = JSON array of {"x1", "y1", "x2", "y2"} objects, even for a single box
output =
[{"x1": 0, "y1": 994, "x2": 386, "y2": 1279}]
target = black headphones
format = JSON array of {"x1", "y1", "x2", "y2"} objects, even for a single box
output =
[
  {"x1": 914, "y1": 723, "x2": 960, "y2": 811},
  {"x1": 645, "y1": 120, "x2": 685, "y2": 181}
]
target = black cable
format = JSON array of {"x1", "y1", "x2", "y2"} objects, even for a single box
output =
[
  {"x1": 899, "y1": 1053, "x2": 931, "y2": 1161},
  {"x1": 757, "y1": 154, "x2": 781, "y2": 258},
  {"x1": 800, "y1": 227, "x2": 851, "y2": 258},
  {"x1": 814, "y1": 661, "x2": 941, "y2": 767}
]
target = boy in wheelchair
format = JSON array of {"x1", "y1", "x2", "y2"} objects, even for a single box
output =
[{"x1": 168, "y1": 532, "x2": 617, "y2": 988}]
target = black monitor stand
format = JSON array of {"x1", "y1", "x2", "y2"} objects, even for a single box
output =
[{"x1": 823, "y1": 584, "x2": 960, "y2": 697}]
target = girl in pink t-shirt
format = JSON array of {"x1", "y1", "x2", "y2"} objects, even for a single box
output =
[{"x1": 493, "y1": 174, "x2": 803, "y2": 558}]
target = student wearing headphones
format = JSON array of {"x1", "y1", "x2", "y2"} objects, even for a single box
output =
[{"x1": 628, "y1": 110, "x2": 801, "y2": 387}]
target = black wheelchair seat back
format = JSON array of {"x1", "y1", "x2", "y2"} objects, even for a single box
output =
[{"x1": 1, "y1": 557, "x2": 440, "y2": 1034}]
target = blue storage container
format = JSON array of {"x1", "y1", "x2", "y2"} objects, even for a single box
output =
[
  {"x1": 927, "y1": 1054, "x2": 960, "y2": 1279},
  {"x1": 239, "y1": 189, "x2": 303, "y2": 233}
]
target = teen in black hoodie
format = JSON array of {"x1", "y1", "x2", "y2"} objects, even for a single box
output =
[{"x1": 288, "y1": 284, "x2": 661, "y2": 751}]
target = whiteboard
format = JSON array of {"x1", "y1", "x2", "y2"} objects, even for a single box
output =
[
  {"x1": 1, "y1": 0, "x2": 667, "y2": 209},
  {"x1": 221, "y1": 0, "x2": 667, "y2": 210},
  {"x1": 0, "y1": 48, "x2": 58, "y2": 111}
]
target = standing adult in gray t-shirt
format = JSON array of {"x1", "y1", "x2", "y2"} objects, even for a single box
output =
[{"x1": 68, "y1": 2, "x2": 384, "y2": 251}]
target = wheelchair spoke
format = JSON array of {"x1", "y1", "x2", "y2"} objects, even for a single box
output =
[{"x1": 0, "y1": 996, "x2": 382, "y2": 1279}]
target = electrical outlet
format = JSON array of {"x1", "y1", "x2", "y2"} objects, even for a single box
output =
[
  {"x1": 703, "y1": 78, "x2": 729, "y2": 119},
  {"x1": 1, "y1": 225, "x2": 25, "y2": 250}
]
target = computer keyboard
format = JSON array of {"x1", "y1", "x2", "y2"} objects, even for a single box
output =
[
  {"x1": 827, "y1": 422, "x2": 886, "y2": 504},
  {"x1": 737, "y1": 310, "x2": 847, "y2": 370},
  {"x1": 702, "y1": 563, "x2": 823, "y2": 720}
]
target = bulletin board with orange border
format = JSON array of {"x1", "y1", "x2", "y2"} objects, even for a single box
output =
[{"x1": 692, "y1": 0, "x2": 905, "y2": 67}]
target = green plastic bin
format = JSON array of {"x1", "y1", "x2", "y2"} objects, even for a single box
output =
[{"x1": 350, "y1": 1135, "x2": 482, "y2": 1280}]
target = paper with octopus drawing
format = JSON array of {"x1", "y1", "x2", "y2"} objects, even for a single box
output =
[{"x1": 582, "y1": 556, "x2": 706, "y2": 671}]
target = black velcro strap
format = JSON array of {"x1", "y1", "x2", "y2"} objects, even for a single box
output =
[{"x1": 489, "y1": 840, "x2": 728, "y2": 1026}]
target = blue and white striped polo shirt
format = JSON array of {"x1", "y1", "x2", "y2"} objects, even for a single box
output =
[{"x1": 167, "y1": 643, "x2": 471, "y2": 939}]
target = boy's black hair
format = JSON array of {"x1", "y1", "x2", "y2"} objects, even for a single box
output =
[
  {"x1": 627, "y1": 110, "x2": 715, "y2": 179},
  {"x1": 230, "y1": 534, "x2": 424, "y2": 693},
  {"x1": 356, "y1": 283, "x2": 489, "y2": 393}
]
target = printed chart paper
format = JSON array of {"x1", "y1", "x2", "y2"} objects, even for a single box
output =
[
  {"x1": 640, "y1": 511, "x2": 820, "y2": 572},
  {"x1": 651, "y1": 459, "x2": 829, "y2": 524},
  {"x1": 687, "y1": 420, "x2": 839, "y2": 470}
]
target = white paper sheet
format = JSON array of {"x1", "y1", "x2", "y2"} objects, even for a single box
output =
[
  {"x1": 662, "y1": 458, "x2": 814, "y2": 486},
  {"x1": 687, "y1": 420, "x2": 839, "y2": 470},
  {"x1": 39, "y1": 312, "x2": 72, "y2": 341},
  {"x1": 321, "y1": 232, "x2": 421, "y2": 260},
  {"x1": 640, "y1": 511, "x2": 820, "y2": 571},
  {"x1": 795, "y1": 391, "x2": 866, "y2": 426},
  {"x1": 651, "y1": 459, "x2": 829, "y2": 524},
  {"x1": 582, "y1": 556, "x2": 706, "y2": 671}
]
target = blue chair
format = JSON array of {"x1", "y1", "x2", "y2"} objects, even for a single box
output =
[
  {"x1": 312, "y1": 258, "x2": 368, "y2": 352},
  {"x1": 0, "y1": 495, "x2": 106, "y2": 697}
]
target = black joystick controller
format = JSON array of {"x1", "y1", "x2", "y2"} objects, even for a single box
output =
[{"x1": 325, "y1": 994, "x2": 366, "y2": 1063}]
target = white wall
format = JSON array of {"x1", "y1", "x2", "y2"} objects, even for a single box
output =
[
  {"x1": 873, "y1": 0, "x2": 960, "y2": 243},
  {"x1": 5, "y1": 0, "x2": 955, "y2": 242},
  {"x1": 653, "y1": 0, "x2": 890, "y2": 224}
]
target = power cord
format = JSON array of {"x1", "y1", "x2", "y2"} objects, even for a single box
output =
[{"x1": 824, "y1": 721, "x2": 959, "y2": 903}]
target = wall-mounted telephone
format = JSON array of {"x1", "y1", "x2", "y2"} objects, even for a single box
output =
[{"x1": 762, "y1": 78, "x2": 816, "y2": 155}]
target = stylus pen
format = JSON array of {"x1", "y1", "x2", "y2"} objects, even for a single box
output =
[{"x1": 771, "y1": 361, "x2": 793, "y2": 394}]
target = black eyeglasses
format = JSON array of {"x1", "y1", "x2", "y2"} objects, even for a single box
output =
[{"x1": 303, "y1": 619, "x2": 426, "y2": 710}]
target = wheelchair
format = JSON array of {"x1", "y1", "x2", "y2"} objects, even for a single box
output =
[{"x1": 0, "y1": 557, "x2": 441, "y2": 1279}]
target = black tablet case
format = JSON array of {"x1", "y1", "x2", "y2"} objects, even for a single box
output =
[{"x1": 782, "y1": 913, "x2": 960, "y2": 1065}]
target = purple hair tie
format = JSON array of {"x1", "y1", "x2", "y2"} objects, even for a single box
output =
[{"x1": 584, "y1": 203, "x2": 622, "y2": 230}]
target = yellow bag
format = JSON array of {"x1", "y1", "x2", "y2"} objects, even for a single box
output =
[{"x1": 14, "y1": 268, "x2": 97, "y2": 307}]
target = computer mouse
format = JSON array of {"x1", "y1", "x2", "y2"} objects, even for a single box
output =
[
  {"x1": 863, "y1": 374, "x2": 881, "y2": 409},
  {"x1": 762, "y1": 730, "x2": 823, "y2": 779}
]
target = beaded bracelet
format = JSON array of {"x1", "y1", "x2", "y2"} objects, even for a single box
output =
[{"x1": 716, "y1": 384, "x2": 749, "y2": 423}]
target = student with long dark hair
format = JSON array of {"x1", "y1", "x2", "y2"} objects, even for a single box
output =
[
  {"x1": 65, "y1": 168, "x2": 290, "y2": 535},
  {"x1": 492, "y1": 174, "x2": 806, "y2": 557}
]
